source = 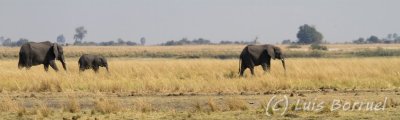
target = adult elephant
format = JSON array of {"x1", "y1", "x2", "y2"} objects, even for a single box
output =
[
  {"x1": 18, "y1": 41, "x2": 67, "y2": 71},
  {"x1": 78, "y1": 54, "x2": 109, "y2": 72},
  {"x1": 239, "y1": 44, "x2": 286, "y2": 76}
]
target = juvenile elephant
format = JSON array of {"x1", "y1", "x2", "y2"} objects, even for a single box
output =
[
  {"x1": 239, "y1": 44, "x2": 286, "y2": 76},
  {"x1": 18, "y1": 41, "x2": 67, "y2": 71},
  {"x1": 78, "y1": 54, "x2": 109, "y2": 72}
]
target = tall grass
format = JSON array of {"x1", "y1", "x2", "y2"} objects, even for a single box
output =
[
  {"x1": 1, "y1": 44, "x2": 400, "y2": 59},
  {"x1": 0, "y1": 57, "x2": 399, "y2": 94}
]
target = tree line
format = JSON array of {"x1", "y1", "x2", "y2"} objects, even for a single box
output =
[
  {"x1": 352, "y1": 33, "x2": 400, "y2": 44},
  {"x1": 0, "y1": 37, "x2": 29, "y2": 47},
  {"x1": 160, "y1": 37, "x2": 260, "y2": 46},
  {"x1": 3, "y1": 25, "x2": 400, "y2": 47}
]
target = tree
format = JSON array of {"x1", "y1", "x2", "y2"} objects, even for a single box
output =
[
  {"x1": 393, "y1": 33, "x2": 398, "y2": 39},
  {"x1": 296, "y1": 24, "x2": 323, "y2": 44},
  {"x1": 394, "y1": 37, "x2": 400, "y2": 43},
  {"x1": 366, "y1": 35, "x2": 380, "y2": 43},
  {"x1": 353, "y1": 37, "x2": 365, "y2": 44},
  {"x1": 0, "y1": 36, "x2": 4, "y2": 45},
  {"x1": 252, "y1": 36, "x2": 260, "y2": 44},
  {"x1": 140, "y1": 37, "x2": 146, "y2": 45},
  {"x1": 16, "y1": 38, "x2": 29, "y2": 46},
  {"x1": 117, "y1": 38, "x2": 125, "y2": 45},
  {"x1": 387, "y1": 34, "x2": 393, "y2": 40},
  {"x1": 57, "y1": 34, "x2": 66, "y2": 45},
  {"x1": 126, "y1": 41, "x2": 137, "y2": 46},
  {"x1": 74, "y1": 26, "x2": 87, "y2": 44},
  {"x1": 281, "y1": 39, "x2": 292, "y2": 44},
  {"x1": 2, "y1": 38, "x2": 12, "y2": 46}
]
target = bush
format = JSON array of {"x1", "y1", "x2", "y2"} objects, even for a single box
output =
[
  {"x1": 310, "y1": 44, "x2": 328, "y2": 51},
  {"x1": 287, "y1": 44, "x2": 302, "y2": 49}
]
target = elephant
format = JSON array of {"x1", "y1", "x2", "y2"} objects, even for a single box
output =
[
  {"x1": 78, "y1": 54, "x2": 109, "y2": 72},
  {"x1": 18, "y1": 41, "x2": 67, "y2": 71},
  {"x1": 239, "y1": 44, "x2": 286, "y2": 76}
]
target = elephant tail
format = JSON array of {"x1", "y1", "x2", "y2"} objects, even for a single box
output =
[
  {"x1": 18, "y1": 51, "x2": 24, "y2": 69},
  {"x1": 238, "y1": 56, "x2": 242, "y2": 74}
]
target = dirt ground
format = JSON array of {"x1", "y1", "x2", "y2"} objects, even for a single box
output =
[{"x1": 0, "y1": 90, "x2": 399, "y2": 120}]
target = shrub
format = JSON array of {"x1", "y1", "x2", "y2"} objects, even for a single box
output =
[
  {"x1": 286, "y1": 44, "x2": 302, "y2": 49},
  {"x1": 310, "y1": 43, "x2": 328, "y2": 51}
]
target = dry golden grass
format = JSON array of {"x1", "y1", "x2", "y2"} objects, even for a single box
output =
[
  {"x1": 207, "y1": 98, "x2": 219, "y2": 112},
  {"x1": 94, "y1": 98, "x2": 121, "y2": 114},
  {"x1": 64, "y1": 97, "x2": 81, "y2": 113},
  {"x1": 1, "y1": 45, "x2": 400, "y2": 119},
  {"x1": 0, "y1": 97, "x2": 25, "y2": 112},
  {"x1": 34, "y1": 101, "x2": 52, "y2": 118},
  {"x1": 133, "y1": 98, "x2": 153, "y2": 113},
  {"x1": 0, "y1": 57, "x2": 400, "y2": 93},
  {"x1": 224, "y1": 97, "x2": 248, "y2": 111}
]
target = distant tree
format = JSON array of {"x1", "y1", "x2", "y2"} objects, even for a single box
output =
[
  {"x1": 281, "y1": 39, "x2": 292, "y2": 44},
  {"x1": 0, "y1": 36, "x2": 4, "y2": 45},
  {"x1": 98, "y1": 41, "x2": 115, "y2": 46},
  {"x1": 394, "y1": 37, "x2": 400, "y2": 43},
  {"x1": 74, "y1": 26, "x2": 87, "y2": 44},
  {"x1": 117, "y1": 38, "x2": 125, "y2": 45},
  {"x1": 296, "y1": 24, "x2": 323, "y2": 44},
  {"x1": 366, "y1": 35, "x2": 380, "y2": 43},
  {"x1": 353, "y1": 37, "x2": 365, "y2": 44},
  {"x1": 393, "y1": 33, "x2": 398, "y2": 39},
  {"x1": 16, "y1": 38, "x2": 29, "y2": 46},
  {"x1": 126, "y1": 41, "x2": 137, "y2": 46},
  {"x1": 57, "y1": 34, "x2": 66, "y2": 45},
  {"x1": 192, "y1": 38, "x2": 211, "y2": 44},
  {"x1": 162, "y1": 38, "x2": 211, "y2": 46},
  {"x1": 387, "y1": 34, "x2": 393, "y2": 40},
  {"x1": 2, "y1": 38, "x2": 12, "y2": 46},
  {"x1": 180, "y1": 38, "x2": 190, "y2": 45},
  {"x1": 252, "y1": 36, "x2": 260, "y2": 44},
  {"x1": 220, "y1": 40, "x2": 233, "y2": 44},
  {"x1": 140, "y1": 37, "x2": 146, "y2": 45}
]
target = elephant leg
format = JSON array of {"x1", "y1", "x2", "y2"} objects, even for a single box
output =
[
  {"x1": 18, "y1": 59, "x2": 24, "y2": 69},
  {"x1": 262, "y1": 63, "x2": 271, "y2": 73},
  {"x1": 240, "y1": 67, "x2": 246, "y2": 77},
  {"x1": 79, "y1": 64, "x2": 85, "y2": 72},
  {"x1": 261, "y1": 63, "x2": 268, "y2": 72},
  {"x1": 93, "y1": 66, "x2": 99, "y2": 73},
  {"x1": 49, "y1": 60, "x2": 59, "y2": 72},
  {"x1": 267, "y1": 59, "x2": 271, "y2": 71},
  {"x1": 250, "y1": 67, "x2": 255, "y2": 75},
  {"x1": 79, "y1": 67, "x2": 85, "y2": 72},
  {"x1": 44, "y1": 63, "x2": 50, "y2": 72}
]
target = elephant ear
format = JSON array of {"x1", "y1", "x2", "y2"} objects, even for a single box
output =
[
  {"x1": 247, "y1": 45, "x2": 265, "y2": 59},
  {"x1": 94, "y1": 57, "x2": 101, "y2": 64},
  {"x1": 53, "y1": 44, "x2": 59, "y2": 59},
  {"x1": 267, "y1": 46, "x2": 275, "y2": 59}
]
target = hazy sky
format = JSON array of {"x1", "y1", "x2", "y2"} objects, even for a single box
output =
[{"x1": 1, "y1": 0, "x2": 399, "y2": 44}]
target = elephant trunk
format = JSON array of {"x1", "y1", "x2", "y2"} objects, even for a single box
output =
[
  {"x1": 60, "y1": 56, "x2": 67, "y2": 71},
  {"x1": 281, "y1": 59, "x2": 286, "y2": 71},
  {"x1": 105, "y1": 65, "x2": 109, "y2": 72}
]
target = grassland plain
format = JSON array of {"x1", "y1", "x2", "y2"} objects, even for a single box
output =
[
  {"x1": 0, "y1": 57, "x2": 399, "y2": 93},
  {"x1": 1, "y1": 44, "x2": 400, "y2": 119}
]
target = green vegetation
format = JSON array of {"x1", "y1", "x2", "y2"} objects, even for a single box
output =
[
  {"x1": 296, "y1": 24, "x2": 324, "y2": 44},
  {"x1": 310, "y1": 43, "x2": 328, "y2": 51}
]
